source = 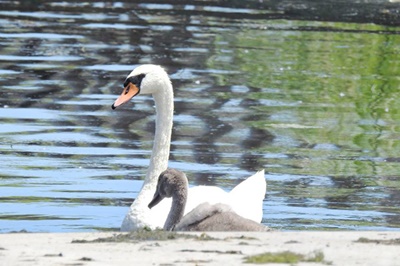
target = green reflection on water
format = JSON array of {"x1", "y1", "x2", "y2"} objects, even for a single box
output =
[{"x1": 209, "y1": 20, "x2": 400, "y2": 180}]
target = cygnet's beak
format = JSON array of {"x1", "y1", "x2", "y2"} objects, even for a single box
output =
[
  {"x1": 111, "y1": 83, "x2": 140, "y2": 109},
  {"x1": 148, "y1": 191, "x2": 163, "y2": 209}
]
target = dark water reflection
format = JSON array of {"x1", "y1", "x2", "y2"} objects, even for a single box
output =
[{"x1": 1, "y1": 0, "x2": 400, "y2": 232}]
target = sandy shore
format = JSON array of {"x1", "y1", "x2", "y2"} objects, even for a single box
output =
[{"x1": 0, "y1": 231, "x2": 399, "y2": 265}]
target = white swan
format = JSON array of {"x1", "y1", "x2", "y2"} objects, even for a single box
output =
[
  {"x1": 112, "y1": 64, "x2": 266, "y2": 231},
  {"x1": 149, "y1": 168, "x2": 269, "y2": 231}
]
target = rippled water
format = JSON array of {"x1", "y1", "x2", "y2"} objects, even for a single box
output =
[{"x1": 1, "y1": 0, "x2": 400, "y2": 232}]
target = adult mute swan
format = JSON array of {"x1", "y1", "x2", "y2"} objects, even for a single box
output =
[
  {"x1": 149, "y1": 168, "x2": 269, "y2": 231},
  {"x1": 112, "y1": 64, "x2": 266, "y2": 231}
]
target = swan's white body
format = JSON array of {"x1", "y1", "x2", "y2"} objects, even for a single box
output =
[{"x1": 112, "y1": 64, "x2": 266, "y2": 231}]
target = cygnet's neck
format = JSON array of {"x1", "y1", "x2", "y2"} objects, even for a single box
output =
[{"x1": 164, "y1": 182, "x2": 188, "y2": 231}]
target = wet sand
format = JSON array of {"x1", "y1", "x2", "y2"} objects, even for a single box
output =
[{"x1": 1, "y1": 231, "x2": 399, "y2": 265}]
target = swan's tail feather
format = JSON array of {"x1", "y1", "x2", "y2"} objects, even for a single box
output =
[{"x1": 228, "y1": 169, "x2": 267, "y2": 223}]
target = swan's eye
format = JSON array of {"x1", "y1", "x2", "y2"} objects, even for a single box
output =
[
  {"x1": 127, "y1": 74, "x2": 146, "y2": 88},
  {"x1": 123, "y1": 79, "x2": 130, "y2": 88}
]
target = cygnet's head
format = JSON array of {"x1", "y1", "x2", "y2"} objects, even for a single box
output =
[
  {"x1": 112, "y1": 64, "x2": 170, "y2": 109},
  {"x1": 148, "y1": 168, "x2": 188, "y2": 209}
]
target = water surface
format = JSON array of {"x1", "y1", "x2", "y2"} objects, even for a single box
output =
[{"x1": 1, "y1": 0, "x2": 400, "y2": 232}]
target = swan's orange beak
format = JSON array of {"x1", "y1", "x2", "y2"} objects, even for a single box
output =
[{"x1": 111, "y1": 83, "x2": 140, "y2": 109}]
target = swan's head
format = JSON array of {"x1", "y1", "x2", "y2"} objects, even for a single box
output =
[
  {"x1": 148, "y1": 168, "x2": 188, "y2": 209},
  {"x1": 112, "y1": 64, "x2": 171, "y2": 109}
]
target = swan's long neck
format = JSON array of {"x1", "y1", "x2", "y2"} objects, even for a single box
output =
[
  {"x1": 134, "y1": 81, "x2": 174, "y2": 207},
  {"x1": 164, "y1": 183, "x2": 187, "y2": 231},
  {"x1": 148, "y1": 90, "x2": 173, "y2": 179}
]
